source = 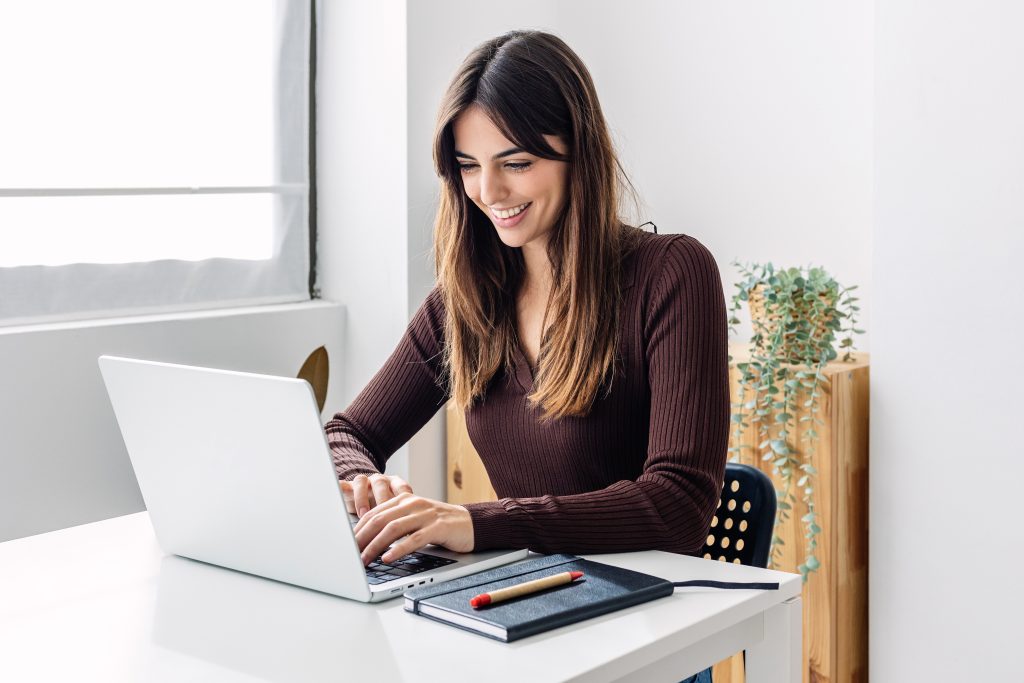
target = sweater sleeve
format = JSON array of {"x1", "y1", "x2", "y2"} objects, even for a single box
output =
[
  {"x1": 324, "y1": 287, "x2": 449, "y2": 480},
  {"x1": 465, "y1": 236, "x2": 730, "y2": 555}
]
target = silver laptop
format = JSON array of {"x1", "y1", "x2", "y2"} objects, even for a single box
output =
[{"x1": 97, "y1": 355, "x2": 527, "y2": 602}]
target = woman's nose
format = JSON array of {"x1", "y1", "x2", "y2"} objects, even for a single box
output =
[{"x1": 478, "y1": 168, "x2": 508, "y2": 207}]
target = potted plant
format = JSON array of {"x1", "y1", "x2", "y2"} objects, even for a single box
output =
[{"x1": 726, "y1": 262, "x2": 863, "y2": 582}]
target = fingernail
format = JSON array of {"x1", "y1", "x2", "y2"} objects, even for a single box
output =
[{"x1": 358, "y1": 507, "x2": 368, "y2": 517}]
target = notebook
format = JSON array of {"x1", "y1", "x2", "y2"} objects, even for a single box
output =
[{"x1": 403, "y1": 553, "x2": 674, "y2": 642}]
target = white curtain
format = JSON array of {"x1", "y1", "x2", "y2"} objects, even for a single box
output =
[{"x1": 0, "y1": 0, "x2": 311, "y2": 326}]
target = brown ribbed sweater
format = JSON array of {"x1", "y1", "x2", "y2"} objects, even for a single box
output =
[{"x1": 325, "y1": 231, "x2": 729, "y2": 556}]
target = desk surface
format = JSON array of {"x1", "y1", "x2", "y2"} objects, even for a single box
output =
[{"x1": 0, "y1": 513, "x2": 801, "y2": 683}]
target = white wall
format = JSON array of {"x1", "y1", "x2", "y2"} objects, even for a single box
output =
[
  {"x1": 0, "y1": 302, "x2": 344, "y2": 542},
  {"x1": 315, "y1": 0, "x2": 441, "y2": 501},
  {"x1": 873, "y1": 2, "x2": 1024, "y2": 678},
  {"x1": 406, "y1": 1, "x2": 874, "y2": 348}
]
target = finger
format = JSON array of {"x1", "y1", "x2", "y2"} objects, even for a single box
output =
[
  {"x1": 380, "y1": 530, "x2": 429, "y2": 564},
  {"x1": 339, "y1": 480, "x2": 357, "y2": 514},
  {"x1": 370, "y1": 474, "x2": 396, "y2": 506},
  {"x1": 351, "y1": 475, "x2": 371, "y2": 517},
  {"x1": 353, "y1": 491, "x2": 412, "y2": 535},
  {"x1": 388, "y1": 475, "x2": 414, "y2": 497},
  {"x1": 354, "y1": 498, "x2": 425, "y2": 555},
  {"x1": 359, "y1": 515, "x2": 424, "y2": 566}
]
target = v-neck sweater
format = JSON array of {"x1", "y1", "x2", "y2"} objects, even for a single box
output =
[{"x1": 325, "y1": 231, "x2": 730, "y2": 556}]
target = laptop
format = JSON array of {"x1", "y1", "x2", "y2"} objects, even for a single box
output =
[{"x1": 97, "y1": 355, "x2": 528, "y2": 602}]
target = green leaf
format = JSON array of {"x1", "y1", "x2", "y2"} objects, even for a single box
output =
[
  {"x1": 805, "y1": 555, "x2": 820, "y2": 571},
  {"x1": 801, "y1": 512, "x2": 816, "y2": 523},
  {"x1": 810, "y1": 524, "x2": 822, "y2": 534},
  {"x1": 777, "y1": 501, "x2": 792, "y2": 510},
  {"x1": 769, "y1": 439, "x2": 789, "y2": 454},
  {"x1": 797, "y1": 475, "x2": 808, "y2": 487}
]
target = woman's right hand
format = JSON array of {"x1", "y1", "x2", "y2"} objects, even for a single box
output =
[{"x1": 340, "y1": 473, "x2": 414, "y2": 518}]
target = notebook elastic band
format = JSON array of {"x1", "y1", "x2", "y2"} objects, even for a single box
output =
[{"x1": 672, "y1": 580, "x2": 779, "y2": 591}]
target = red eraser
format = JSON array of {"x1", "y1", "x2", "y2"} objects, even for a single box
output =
[
  {"x1": 570, "y1": 571, "x2": 584, "y2": 580},
  {"x1": 470, "y1": 594, "x2": 491, "y2": 608}
]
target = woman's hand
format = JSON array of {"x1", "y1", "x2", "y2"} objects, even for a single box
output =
[
  {"x1": 352, "y1": 493, "x2": 474, "y2": 565},
  {"x1": 340, "y1": 473, "x2": 413, "y2": 518}
]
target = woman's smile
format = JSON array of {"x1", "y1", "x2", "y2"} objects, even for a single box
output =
[{"x1": 490, "y1": 202, "x2": 531, "y2": 227}]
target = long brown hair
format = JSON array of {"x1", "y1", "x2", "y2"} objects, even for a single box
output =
[{"x1": 433, "y1": 30, "x2": 642, "y2": 422}]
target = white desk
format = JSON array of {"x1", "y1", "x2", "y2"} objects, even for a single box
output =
[{"x1": 0, "y1": 513, "x2": 801, "y2": 682}]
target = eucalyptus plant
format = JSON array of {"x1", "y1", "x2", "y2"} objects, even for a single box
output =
[{"x1": 726, "y1": 262, "x2": 863, "y2": 582}]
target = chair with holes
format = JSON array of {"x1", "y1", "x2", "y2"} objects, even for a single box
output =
[{"x1": 701, "y1": 462, "x2": 776, "y2": 569}]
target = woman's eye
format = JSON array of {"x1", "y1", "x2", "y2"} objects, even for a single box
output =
[
  {"x1": 458, "y1": 164, "x2": 478, "y2": 174},
  {"x1": 506, "y1": 161, "x2": 532, "y2": 172}
]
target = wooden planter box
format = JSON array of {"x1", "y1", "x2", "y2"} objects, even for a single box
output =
[
  {"x1": 714, "y1": 344, "x2": 869, "y2": 683},
  {"x1": 444, "y1": 343, "x2": 869, "y2": 682}
]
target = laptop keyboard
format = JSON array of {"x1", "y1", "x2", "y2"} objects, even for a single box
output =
[{"x1": 365, "y1": 551, "x2": 457, "y2": 585}]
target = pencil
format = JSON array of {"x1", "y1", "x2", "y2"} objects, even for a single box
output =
[{"x1": 470, "y1": 570, "x2": 585, "y2": 608}]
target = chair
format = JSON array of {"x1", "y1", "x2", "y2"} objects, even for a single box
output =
[{"x1": 700, "y1": 462, "x2": 776, "y2": 569}]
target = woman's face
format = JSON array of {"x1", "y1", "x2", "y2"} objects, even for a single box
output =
[{"x1": 452, "y1": 105, "x2": 569, "y2": 252}]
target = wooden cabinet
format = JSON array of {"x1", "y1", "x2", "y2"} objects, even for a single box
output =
[
  {"x1": 444, "y1": 343, "x2": 869, "y2": 682},
  {"x1": 446, "y1": 400, "x2": 497, "y2": 505}
]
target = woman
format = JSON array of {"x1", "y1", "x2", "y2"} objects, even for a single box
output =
[{"x1": 326, "y1": 30, "x2": 726, "y2": 682}]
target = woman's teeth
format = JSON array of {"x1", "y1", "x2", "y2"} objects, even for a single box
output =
[{"x1": 491, "y1": 202, "x2": 530, "y2": 219}]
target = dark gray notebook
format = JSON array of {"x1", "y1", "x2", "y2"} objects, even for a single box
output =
[{"x1": 403, "y1": 553, "x2": 674, "y2": 642}]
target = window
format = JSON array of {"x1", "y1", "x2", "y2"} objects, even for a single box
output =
[{"x1": 0, "y1": 0, "x2": 313, "y2": 326}]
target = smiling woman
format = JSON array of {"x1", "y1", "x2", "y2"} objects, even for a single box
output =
[
  {"x1": 325, "y1": 34, "x2": 728, "y2": 682},
  {"x1": 431, "y1": 31, "x2": 648, "y2": 421}
]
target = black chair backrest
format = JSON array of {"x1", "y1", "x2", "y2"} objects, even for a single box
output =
[{"x1": 700, "y1": 462, "x2": 776, "y2": 569}]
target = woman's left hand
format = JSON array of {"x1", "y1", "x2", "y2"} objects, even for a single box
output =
[{"x1": 352, "y1": 492, "x2": 475, "y2": 565}]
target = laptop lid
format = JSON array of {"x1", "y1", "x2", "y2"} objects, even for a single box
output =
[
  {"x1": 99, "y1": 355, "x2": 376, "y2": 601},
  {"x1": 98, "y1": 355, "x2": 528, "y2": 602}
]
